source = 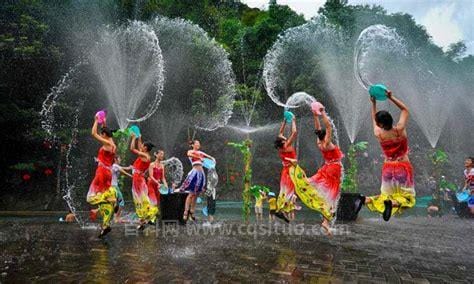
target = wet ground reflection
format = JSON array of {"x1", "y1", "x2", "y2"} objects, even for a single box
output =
[{"x1": 1, "y1": 215, "x2": 473, "y2": 282}]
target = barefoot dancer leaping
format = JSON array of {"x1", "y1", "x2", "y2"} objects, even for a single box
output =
[
  {"x1": 87, "y1": 116, "x2": 117, "y2": 238},
  {"x1": 290, "y1": 105, "x2": 344, "y2": 234},
  {"x1": 356, "y1": 90, "x2": 416, "y2": 221},
  {"x1": 273, "y1": 116, "x2": 298, "y2": 223}
]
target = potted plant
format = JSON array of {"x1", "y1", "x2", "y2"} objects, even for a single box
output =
[{"x1": 336, "y1": 141, "x2": 368, "y2": 222}]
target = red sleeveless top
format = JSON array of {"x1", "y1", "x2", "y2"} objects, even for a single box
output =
[
  {"x1": 320, "y1": 146, "x2": 343, "y2": 164},
  {"x1": 380, "y1": 136, "x2": 409, "y2": 160},
  {"x1": 133, "y1": 158, "x2": 150, "y2": 174},
  {"x1": 97, "y1": 147, "x2": 114, "y2": 167},
  {"x1": 279, "y1": 148, "x2": 297, "y2": 167},
  {"x1": 189, "y1": 151, "x2": 204, "y2": 165},
  {"x1": 152, "y1": 166, "x2": 163, "y2": 180}
]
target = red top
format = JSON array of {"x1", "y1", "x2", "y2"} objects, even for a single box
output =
[
  {"x1": 380, "y1": 136, "x2": 409, "y2": 160},
  {"x1": 279, "y1": 148, "x2": 297, "y2": 167},
  {"x1": 320, "y1": 146, "x2": 343, "y2": 163},
  {"x1": 152, "y1": 166, "x2": 163, "y2": 180},
  {"x1": 97, "y1": 147, "x2": 115, "y2": 167},
  {"x1": 133, "y1": 157, "x2": 150, "y2": 174},
  {"x1": 189, "y1": 150, "x2": 204, "y2": 165}
]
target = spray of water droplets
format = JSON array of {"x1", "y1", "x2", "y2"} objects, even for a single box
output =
[
  {"x1": 90, "y1": 20, "x2": 165, "y2": 129},
  {"x1": 162, "y1": 157, "x2": 184, "y2": 185},
  {"x1": 354, "y1": 24, "x2": 455, "y2": 147}
]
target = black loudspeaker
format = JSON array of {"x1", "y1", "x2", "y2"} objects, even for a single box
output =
[
  {"x1": 160, "y1": 193, "x2": 188, "y2": 224},
  {"x1": 336, "y1": 192, "x2": 361, "y2": 222}
]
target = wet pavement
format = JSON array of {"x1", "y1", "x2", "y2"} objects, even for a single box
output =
[{"x1": 0, "y1": 213, "x2": 473, "y2": 283}]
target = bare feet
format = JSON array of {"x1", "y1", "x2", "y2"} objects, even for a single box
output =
[{"x1": 321, "y1": 219, "x2": 333, "y2": 236}]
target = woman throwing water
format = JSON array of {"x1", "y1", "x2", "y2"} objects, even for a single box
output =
[
  {"x1": 130, "y1": 133, "x2": 157, "y2": 229},
  {"x1": 357, "y1": 90, "x2": 416, "y2": 221},
  {"x1": 87, "y1": 116, "x2": 117, "y2": 238},
  {"x1": 180, "y1": 140, "x2": 215, "y2": 222},
  {"x1": 290, "y1": 105, "x2": 344, "y2": 234},
  {"x1": 273, "y1": 116, "x2": 298, "y2": 222}
]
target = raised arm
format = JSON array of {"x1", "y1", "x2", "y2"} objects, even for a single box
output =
[
  {"x1": 321, "y1": 111, "x2": 332, "y2": 147},
  {"x1": 91, "y1": 118, "x2": 112, "y2": 146},
  {"x1": 313, "y1": 113, "x2": 321, "y2": 130},
  {"x1": 284, "y1": 118, "x2": 297, "y2": 147},
  {"x1": 278, "y1": 120, "x2": 287, "y2": 136},
  {"x1": 137, "y1": 136, "x2": 144, "y2": 150},
  {"x1": 130, "y1": 134, "x2": 148, "y2": 158},
  {"x1": 370, "y1": 97, "x2": 378, "y2": 134},
  {"x1": 130, "y1": 135, "x2": 138, "y2": 153},
  {"x1": 387, "y1": 91, "x2": 409, "y2": 130}
]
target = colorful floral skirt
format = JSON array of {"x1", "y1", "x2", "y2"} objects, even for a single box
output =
[
  {"x1": 290, "y1": 165, "x2": 339, "y2": 221},
  {"x1": 132, "y1": 173, "x2": 158, "y2": 222},
  {"x1": 277, "y1": 166, "x2": 296, "y2": 213},
  {"x1": 87, "y1": 188, "x2": 117, "y2": 228},
  {"x1": 87, "y1": 166, "x2": 116, "y2": 227},
  {"x1": 180, "y1": 168, "x2": 206, "y2": 195},
  {"x1": 367, "y1": 161, "x2": 416, "y2": 216}
]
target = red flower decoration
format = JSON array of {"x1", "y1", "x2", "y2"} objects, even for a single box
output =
[
  {"x1": 44, "y1": 168, "x2": 53, "y2": 176},
  {"x1": 230, "y1": 175, "x2": 236, "y2": 183},
  {"x1": 22, "y1": 174, "x2": 31, "y2": 181}
]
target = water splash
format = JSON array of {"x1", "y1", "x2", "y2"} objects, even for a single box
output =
[
  {"x1": 148, "y1": 16, "x2": 235, "y2": 132},
  {"x1": 62, "y1": 103, "x2": 85, "y2": 227},
  {"x1": 284, "y1": 92, "x2": 339, "y2": 146},
  {"x1": 207, "y1": 168, "x2": 218, "y2": 194},
  {"x1": 225, "y1": 123, "x2": 280, "y2": 135},
  {"x1": 162, "y1": 157, "x2": 184, "y2": 185},
  {"x1": 90, "y1": 20, "x2": 164, "y2": 129},
  {"x1": 354, "y1": 24, "x2": 407, "y2": 90},
  {"x1": 40, "y1": 62, "x2": 84, "y2": 139},
  {"x1": 354, "y1": 24, "x2": 453, "y2": 147},
  {"x1": 263, "y1": 18, "x2": 362, "y2": 142}
]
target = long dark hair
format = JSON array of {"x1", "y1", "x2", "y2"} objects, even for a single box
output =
[
  {"x1": 315, "y1": 129, "x2": 326, "y2": 141},
  {"x1": 143, "y1": 142, "x2": 155, "y2": 152},
  {"x1": 375, "y1": 110, "x2": 393, "y2": 130},
  {"x1": 101, "y1": 127, "x2": 116, "y2": 138},
  {"x1": 274, "y1": 137, "x2": 285, "y2": 149}
]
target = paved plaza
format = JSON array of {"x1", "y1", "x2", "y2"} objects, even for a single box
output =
[{"x1": 1, "y1": 214, "x2": 472, "y2": 283}]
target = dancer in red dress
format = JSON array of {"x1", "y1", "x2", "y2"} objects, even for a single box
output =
[
  {"x1": 130, "y1": 133, "x2": 157, "y2": 229},
  {"x1": 357, "y1": 90, "x2": 416, "y2": 221},
  {"x1": 284, "y1": 105, "x2": 344, "y2": 235},
  {"x1": 147, "y1": 150, "x2": 168, "y2": 212},
  {"x1": 87, "y1": 116, "x2": 117, "y2": 238},
  {"x1": 273, "y1": 116, "x2": 297, "y2": 223}
]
